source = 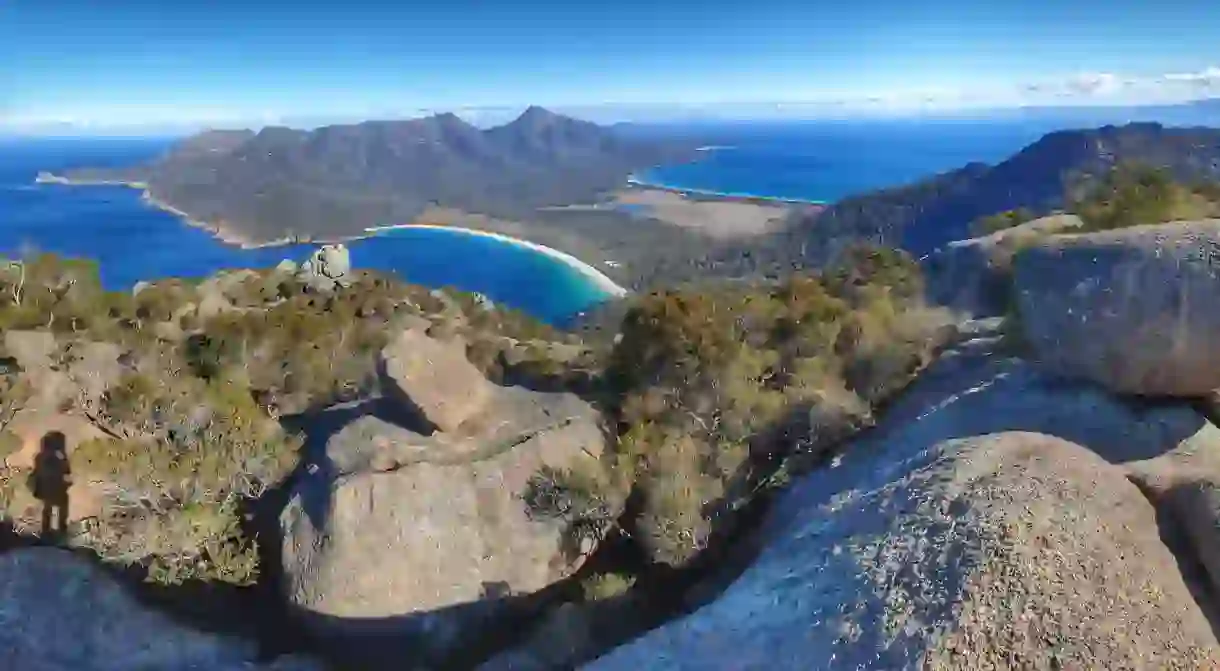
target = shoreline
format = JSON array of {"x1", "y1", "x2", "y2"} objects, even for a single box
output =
[
  {"x1": 36, "y1": 172, "x2": 309, "y2": 250},
  {"x1": 364, "y1": 224, "x2": 629, "y2": 297},
  {"x1": 37, "y1": 171, "x2": 626, "y2": 296},
  {"x1": 625, "y1": 174, "x2": 826, "y2": 207}
]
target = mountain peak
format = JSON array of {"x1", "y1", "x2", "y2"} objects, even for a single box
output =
[{"x1": 518, "y1": 105, "x2": 559, "y2": 122}]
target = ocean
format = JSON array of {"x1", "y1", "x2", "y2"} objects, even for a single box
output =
[
  {"x1": 633, "y1": 110, "x2": 1220, "y2": 202},
  {"x1": 0, "y1": 137, "x2": 612, "y2": 324}
]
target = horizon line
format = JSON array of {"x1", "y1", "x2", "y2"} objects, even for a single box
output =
[{"x1": 2, "y1": 96, "x2": 1217, "y2": 138}]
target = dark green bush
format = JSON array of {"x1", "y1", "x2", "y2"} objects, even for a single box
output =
[
  {"x1": 1068, "y1": 163, "x2": 1220, "y2": 231},
  {"x1": 600, "y1": 259, "x2": 949, "y2": 568}
]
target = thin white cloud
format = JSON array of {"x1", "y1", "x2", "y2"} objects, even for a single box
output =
[
  {"x1": 1161, "y1": 67, "x2": 1220, "y2": 84},
  {"x1": 1065, "y1": 72, "x2": 1122, "y2": 96},
  {"x1": 5, "y1": 65, "x2": 1220, "y2": 133}
]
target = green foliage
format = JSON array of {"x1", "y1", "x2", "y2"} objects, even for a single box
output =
[
  {"x1": 0, "y1": 254, "x2": 576, "y2": 585},
  {"x1": 83, "y1": 495, "x2": 261, "y2": 586},
  {"x1": 1068, "y1": 163, "x2": 1220, "y2": 231},
  {"x1": 76, "y1": 378, "x2": 301, "y2": 585},
  {"x1": 970, "y1": 208, "x2": 1037, "y2": 237},
  {"x1": 581, "y1": 572, "x2": 636, "y2": 602},
  {"x1": 825, "y1": 244, "x2": 926, "y2": 304},
  {"x1": 602, "y1": 253, "x2": 949, "y2": 567},
  {"x1": 524, "y1": 462, "x2": 623, "y2": 559},
  {"x1": 0, "y1": 253, "x2": 108, "y2": 332}
]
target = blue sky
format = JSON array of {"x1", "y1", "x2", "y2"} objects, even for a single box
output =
[{"x1": 2, "y1": 0, "x2": 1219, "y2": 133}]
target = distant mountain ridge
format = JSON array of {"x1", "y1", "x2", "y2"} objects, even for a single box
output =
[
  {"x1": 672, "y1": 122, "x2": 1220, "y2": 283},
  {"x1": 60, "y1": 107, "x2": 696, "y2": 244}
]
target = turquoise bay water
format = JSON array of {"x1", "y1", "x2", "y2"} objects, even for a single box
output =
[{"x1": 0, "y1": 138, "x2": 614, "y2": 324}]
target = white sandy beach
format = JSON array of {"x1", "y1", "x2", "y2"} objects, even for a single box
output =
[{"x1": 365, "y1": 224, "x2": 629, "y2": 297}]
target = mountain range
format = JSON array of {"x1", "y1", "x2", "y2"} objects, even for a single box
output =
[
  {"x1": 61, "y1": 106, "x2": 695, "y2": 243},
  {"x1": 55, "y1": 112, "x2": 1220, "y2": 292},
  {"x1": 666, "y1": 121, "x2": 1220, "y2": 284}
]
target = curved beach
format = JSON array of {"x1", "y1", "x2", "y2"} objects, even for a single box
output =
[
  {"x1": 365, "y1": 224, "x2": 629, "y2": 297},
  {"x1": 625, "y1": 174, "x2": 826, "y2": 205}
]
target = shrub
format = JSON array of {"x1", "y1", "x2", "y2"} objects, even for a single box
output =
[
  {"x1": 525, "y1": 462, "x2": 623, "y2": 559},
  {"x1": 602, "y1": 257, "x2": 947, "y2": 568},
  {"x1": 0, "y1": 259, "x2": 579, "y2": 585},
  {"x1": 82, "y1": 495, "x2": 261, "y2": 586},
  {"x1": 75, "y1": 376, "x2": 301, "y2": 585},
  {"x1": 1068, "y1": 163, "x2": 1220, "y2": 231},
  {"x1": 581, "y1": 572, "x2": 636, "y2": 602},
  {"x1": 970, "y1": 208, "x2": 1037, "y2": 237}
]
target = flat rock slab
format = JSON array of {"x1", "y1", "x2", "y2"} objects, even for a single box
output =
[{"x1": 0, "y1": 548, "x2": 324, "y2": 671}]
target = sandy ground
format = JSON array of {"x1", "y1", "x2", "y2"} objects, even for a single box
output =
[{"x1": 610, "y1": 188, "x2": 797, "y2": 239}]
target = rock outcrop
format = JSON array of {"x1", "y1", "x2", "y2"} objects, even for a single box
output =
[
  {"x1": 0, "y1": 547, "x2": 323, "y2": 671},
  {"x1": 1126, "y1": 422, "x2": 1220, "y2": 622},
  {"x1": 923, "y1": 213, "x2": 1082, "y2": 316},
  {"x1": 378, "y1": 329, "x2": 492, "y2": 433},
  {"x1": 585, "y1": 324, "x2": 1220, "y2": 670},
  {"x1": 280, "y1": 331, "x2": 613, "y2": 667},
  {"x1": 297, "y1": 244, "x2": 351, "y2": 291},
  {"x1": 1014, "y1": 219, "x2": 1220, "y2": 396}
]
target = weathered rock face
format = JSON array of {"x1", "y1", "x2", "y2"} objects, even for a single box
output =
[
  {"x1": 280, "y1": 373, "x2": 612, "y2": 666},
  {"x1": 379, "y1": 329, "x2": 492, "y2": 433},
  {"x1": 297, "y1": 244, "x2": 351, "y2": 291},
  {"x1": 1126, "y1": 424, "x2": 1220, "y2": 621},
  {"x1": 923, "y1": 214, "x2": 1082, "y2": 317},
  {"x1": 1014, "y1": 219, "x2": 1220, "y2": 396},
  {"x1": 0, "y1": 547, "x2": 323, "y2": 671},
  {"x1": 586, "y1": 327, "x2": 1220, "y2": 670}
]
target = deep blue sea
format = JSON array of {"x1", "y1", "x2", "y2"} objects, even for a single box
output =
[
  {"x1": 635, "y1": 109, "x2": 1220, "y2": 202},
  {"x1": 0, "y1": 138, "x2": 612, "y2": 324}
]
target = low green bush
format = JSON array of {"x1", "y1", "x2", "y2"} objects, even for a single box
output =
[
  {"x1": 598, "y1": 248, "x2": 950, "y2": 568},
  {"x1": 1068, "y1": 163, "x2": 1220, "y2": 231}
]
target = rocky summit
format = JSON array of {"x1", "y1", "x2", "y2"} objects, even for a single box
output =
[
  {"x1": 585, "y1": 320, "x2": 1220, "y2": 670},
  {"x1": 7, "y1": 170, "x2": 1220, "y2": 670},
  {"x1": 279, "y1": 330, "x2": 612, "y2": 667}
]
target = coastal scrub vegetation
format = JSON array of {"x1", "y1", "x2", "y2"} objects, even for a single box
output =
[
  {"x1": 969, "y1": 207, "x2": 1039, "y2": 237},
  {"x1": 0, "y1": 253, "x2": 589, "y2": 586},
  {"x1": 0, "y1": 243, "x2": 949, "y2": 599},
  {"x1": 574, "y1": 244, "x2": 954, "y2": 568},
  {"x1": 1067, "y1": 163, "x2": 1220, "y2": 231},
  {"x1": 969, "y1": 163, "x2": 1220, "y2": 238}
]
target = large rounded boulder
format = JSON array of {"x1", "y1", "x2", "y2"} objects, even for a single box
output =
[
  {"x1": 586, "y1": 326, "x2": 1220, "y2": 670},
  {"x1": 1013, "y1": 219, "x2": 1220, "y2": 396},
  {"x1": 279, "y1": 334, "x2": 616, "y2": 667},
  {"x1": 923, "y1": 213, "x2": 1082, "y2": 317}
]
